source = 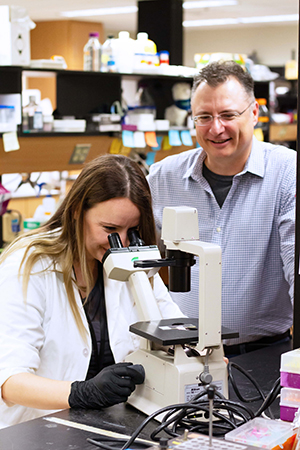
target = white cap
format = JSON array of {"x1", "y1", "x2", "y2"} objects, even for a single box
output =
[
  {"x1": 119, "y1": 31, "x2": 130, "y2": 39},
  {"x1": 137, "y1": 32, "x2": 148, "y2": 40}
]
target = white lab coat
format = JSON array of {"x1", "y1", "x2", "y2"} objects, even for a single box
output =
[{"x1": 0, "y1": 247, "x2": 184, "y2": 428}]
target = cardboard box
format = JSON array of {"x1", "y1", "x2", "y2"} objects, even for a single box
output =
[{"x1": 0, "y1": 5, "x2": 35, "y2": 66}]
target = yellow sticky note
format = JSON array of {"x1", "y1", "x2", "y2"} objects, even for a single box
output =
[
  {"x1": 162, "y1": 135, "x2": 172, "y2": 151},
  {"x1": 3, "y1": 131, "x2": 20, "y2": 152},
  {"x1": 253, "y1": 128, "x2": 264, "y2": 142},
  {"x1": 119, "y1": 145, "x2": 131, "y2": 156},
  {"x1": 109, "y1": 138, "x2": 122, "y2": 154}
]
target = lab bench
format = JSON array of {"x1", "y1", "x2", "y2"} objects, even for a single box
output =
[{"x1": 0, "y1": 340, "x2": 292, "y2": 450}]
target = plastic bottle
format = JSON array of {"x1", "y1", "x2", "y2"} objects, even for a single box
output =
[
  {"x1": 256, "y1": 98, "x2": 269, "y2": 132},
  {"x1": 114, "y1": 31, "x2": 135, "y2": 73},
  {"x1": 22, "y1": 96, "x2": 43, "y2": 132},
  {"x1": 33, "y1": 195, "x2": 57, "y2": 223},
  {"x1": 101, "y1": 35, "x2": 116, "y2": 72},
  {"x1": 83, "y1": 32, "x2": 101, "y2": 71},
  {"x1": 134, "y1": 32, "x2": 157, "y2": 72},
  {"x1": 2, "y1": 209, "x2": 22, "y2": 243},
  {"x1": 159, "y1": 51, "x2": 169, "y2": 66},
  {"x1": 285, "y1": 49, "x2": 298, "y2": 80}
]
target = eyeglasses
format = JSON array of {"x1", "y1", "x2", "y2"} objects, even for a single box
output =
[{"x1": 193, "y1": 102, "x2": 254, "y2": 127}]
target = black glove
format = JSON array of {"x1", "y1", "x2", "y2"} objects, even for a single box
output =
[{"x1": 68, "y1": 362, "x2": 145, "y2": 409}]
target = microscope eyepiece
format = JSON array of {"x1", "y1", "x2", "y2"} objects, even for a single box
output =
[
  {"x1": 128, "y1": 229, "x2": 145, "y2": 247},
  {"x1": 108, "y1": 233, "x2": 123, "y2": 248}
]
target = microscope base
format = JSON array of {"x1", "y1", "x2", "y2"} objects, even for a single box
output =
[{"x1": 125, "y1": 345, "x2": 228, "y2": 421}]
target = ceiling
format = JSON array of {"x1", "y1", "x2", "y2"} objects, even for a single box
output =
[{"x1": 0, "y1": 0, "x2": 298, "y2": 34}]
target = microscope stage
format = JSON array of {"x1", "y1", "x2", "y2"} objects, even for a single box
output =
[{"x1": 129, "y1": 318, "x2": 238, "y2": 346}]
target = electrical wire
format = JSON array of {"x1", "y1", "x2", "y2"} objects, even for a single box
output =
[
  {"x1": 87, "y1": 391, "x2": 254, "y2": 450},
  {"x1": 227, "y1": 361, "x2": 281, "y2": 419},
  {"x1": 227, "y1": 361, "x2": 266, "y2": 403},
  {"x1": 87, "y1": 361, "x2": 281, "y2": 450}
]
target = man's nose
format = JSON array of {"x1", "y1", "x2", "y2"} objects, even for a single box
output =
[{"x1": 209, "y1": 116, "x2": 225, "y2": 133}]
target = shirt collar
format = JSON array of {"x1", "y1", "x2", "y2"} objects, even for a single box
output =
[
  {"x1": 241, "y1": 136, "x2": 265, "y2": 178},
  {"x1": 183, "y1": 148, "x2": 206, "y2": 182},
  {"x1": 185, "y1": 136, "x2": 264, "y2": 181}
]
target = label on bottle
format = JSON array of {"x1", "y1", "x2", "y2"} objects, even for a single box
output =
[
  {"x1": 84, "y1": 44, "x2": 101, "y2": 71},
  {"x1": 258, "y1": 116, "x2": 269, "y2": 123},
  {"x1": 33, "y1": 111, "x2": 43, "y2": 130}
]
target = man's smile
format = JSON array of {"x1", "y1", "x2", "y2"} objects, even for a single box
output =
[{"x1": 209, "y1": 138, "x2": 232, "y2": 144}]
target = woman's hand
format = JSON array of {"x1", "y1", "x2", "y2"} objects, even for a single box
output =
[{"x1": 68, "y1": 362, "x2": 145, "y2": 409}]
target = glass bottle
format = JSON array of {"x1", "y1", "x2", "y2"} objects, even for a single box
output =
[{"x1": 22, "y1": 96, "x2": 43, "y2": 132}]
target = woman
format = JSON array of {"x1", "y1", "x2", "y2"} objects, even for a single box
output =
[{"x1": 0, "y1": 154, "x2": 183, "y2": 429}]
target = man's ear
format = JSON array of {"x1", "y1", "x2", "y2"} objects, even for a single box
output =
[{"x1": 252, "y1": 101, "x2": 259, "y2": 127}]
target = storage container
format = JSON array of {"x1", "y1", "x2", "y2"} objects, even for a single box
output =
[
  {"x1": 281, "y1": 348, "x2": 300, "y2": 389},
  {"x1": 225, "y1": 417, "x2": 295, "y2": 448},
  {"x1": 280, "y1": 387, "x2": 300, "y2": 422}
]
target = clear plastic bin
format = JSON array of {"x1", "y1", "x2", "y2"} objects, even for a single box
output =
[
  {"x1": 280, "y1": 387, "x2": 300, "y2": 422},
  {"x1": 281, "y1": 349, "x2": 300, "y2": 388},
  {"x1": 225, "y1": 417, "x2": 294, "y2": 448}
]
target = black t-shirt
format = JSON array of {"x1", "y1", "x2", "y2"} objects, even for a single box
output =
[
  {"x1": 202, "y1": 163, "x2": 233, "y2": 208},
  {"x1": 83, "y1": 263, "x2": 115, "y2": 379}
]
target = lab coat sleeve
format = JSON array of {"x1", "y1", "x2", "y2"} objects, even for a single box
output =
[
  {"x1": 0, "y1": 250, "x2": 48, "y2": 399},
  {"x1": 152, "y1": 273, "x2": 186, "y2": 318}
]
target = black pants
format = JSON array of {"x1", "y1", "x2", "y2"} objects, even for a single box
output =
[{"x1": 223, "y1": 330, "x2": 291, "y2": 357}]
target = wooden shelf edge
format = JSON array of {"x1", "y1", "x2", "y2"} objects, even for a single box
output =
[{"x1": 0, "y1": 135, "x2": 114, "y2": 174}]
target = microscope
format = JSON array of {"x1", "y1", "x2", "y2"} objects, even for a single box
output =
[{"x1": 103, "y1": 206, "x2": 234, "y2": 418}]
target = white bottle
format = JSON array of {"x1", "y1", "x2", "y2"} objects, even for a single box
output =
[
  {"x1": 134, "y1": 32, "x2": 158, "y2": 73},
  {"x1": 101, "y1": 35, "x2": 116, "y2": 72},
  {"x1": 33, "y1": 195, "x2": 56, "y2": 223},
  {"x1": 83, "y1": 32, "x2": 101, "y2": 71},
  {"x1": 134, "y1": 32, "x2": 148, "y2": 73},
  {"x1": 114, "y1": 31, "x2": 135, "y2": 73}
]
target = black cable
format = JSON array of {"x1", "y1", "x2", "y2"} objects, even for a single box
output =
[
  {"x1": 228, "y1": 361, "x2": 279, "y2": 420},
  {"x1": 88, "y1": 362, "x2": 281, "y2": 450},
  {"x1": 228, "y1": 361, "x2": 266, "y2": 403},
  {"x1": 87, "y1": 396, "x2": 254, "y2": 450},
  {"x1": 254, "y1": 377, "x2": 281, "y2": 417}
]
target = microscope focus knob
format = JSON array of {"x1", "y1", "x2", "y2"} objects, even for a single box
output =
[{"x1": 199, "y1": 371, "x2": 213, "y2": 385}]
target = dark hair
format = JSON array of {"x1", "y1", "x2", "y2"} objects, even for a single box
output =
[{"x1": 192, "y1": 60, "x2": 255, "y2": 100}]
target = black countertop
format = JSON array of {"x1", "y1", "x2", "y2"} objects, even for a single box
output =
[{"x1": 0, "y1": 340, "x2": 292, "y2": 450}]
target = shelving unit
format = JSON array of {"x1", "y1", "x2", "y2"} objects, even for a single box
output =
[
  {"x1": 1, "y1": 65, "x2": 293, "y2": 175},
  {"x1": 253, "y1": 80, "x2": 271, "y2": 141},
  {"x1": 0, "y1": 66, "x2": 195, "y2": 174}
]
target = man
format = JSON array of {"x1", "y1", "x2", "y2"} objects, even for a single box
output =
[{"x1": 148, "y1": 60, "x2": 296, "y2": 355}]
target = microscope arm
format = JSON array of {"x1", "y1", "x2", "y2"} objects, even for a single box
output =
[
  {"x1": 164, "y1": 239, "x2": 222, "y2": 351},
  {"x1": 128, "y1": 271, "x2": 162, "y2": 322},
  {"x1": 102, "y1": 246, "x2": 163, "y2": 322}
]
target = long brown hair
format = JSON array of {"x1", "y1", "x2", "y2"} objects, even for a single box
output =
[{"x1": 1, "y1": 154, "x2": 156, "y2": 337}]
